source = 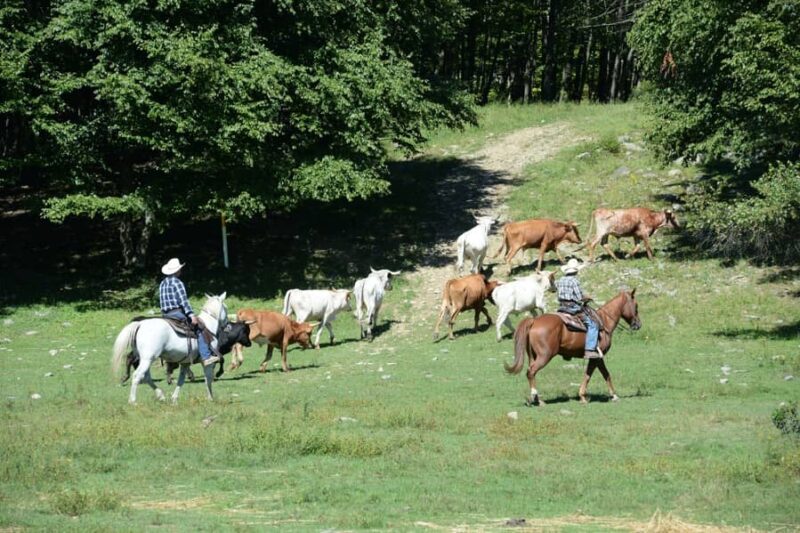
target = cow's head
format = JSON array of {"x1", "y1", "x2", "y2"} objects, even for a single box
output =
[
  {"x1": 484, "y1": 278, "x2": 503, "y2": 305},
  {"x1": 474, "y1": 215, "x2": 496, "y2": 230},
  {"x1": 219, "y1": 322, "x2": 252, "y2": 354},
  {"x1": 564, "y1": 221, "x2": 582, "y2": 244},
  {"x1": 664, "y1": 209, "x2": 681, "y2": 230},
  {"x1": 370, "y1": 267, "x2": 401, "y2": 291},
  {"x1": 293, "y1": 321, "x2": 316, "y2": 349},
  {"x1": 540, "y1": 271, "x2": 557, "y2": 292}
]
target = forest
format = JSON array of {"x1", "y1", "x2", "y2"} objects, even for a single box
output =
[{"x1": 1, "y1": 0, "x2": 798, "y2": 265}]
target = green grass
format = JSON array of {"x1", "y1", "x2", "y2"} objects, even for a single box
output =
[{"x1": 1, "y1": 103, "x2": 798, "y2": 531}]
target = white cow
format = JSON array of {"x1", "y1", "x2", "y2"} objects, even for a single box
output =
[
  {"x1": 456, "y1": 216, "x2": 496, "y2": 273},
  {"x1": 353, "y1": 267, "x2": 400, "y2": 340},
  {"x1": 491, "y1": 271, "x2": 556, "y2": 342},
  {"x1": 282, "y1": 289, "x2": 352, "y2": 348}
]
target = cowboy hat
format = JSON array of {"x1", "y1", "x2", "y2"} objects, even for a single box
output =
[
  {"x1": 560, "y1": 258, "x2": 582, "y2": 275},
  {"x1": 161, "y1": 258, "x2": 185, "y2": 276}
]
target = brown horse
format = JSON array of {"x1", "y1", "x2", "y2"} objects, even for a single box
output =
[{"x1": 505, "y1": 289, "x2": 641, "y2": 406}]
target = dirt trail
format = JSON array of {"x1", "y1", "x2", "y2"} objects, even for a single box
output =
[{"x1": 389, "y1": 122, "x2": 589, "y2": 337}]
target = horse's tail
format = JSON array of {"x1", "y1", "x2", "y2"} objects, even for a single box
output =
[
  {"x1": 282, "y1": 290, "x2": 295, "y2": 316},
  {"x1": 111, "y1": 322, "x2": 140, "y2": 377},
  {"x1": 506, "y1": 316, "x2": 535, "y2": 374},
  {"x1": 491, "y1": 225, "x2": 508, "y2": 259}
]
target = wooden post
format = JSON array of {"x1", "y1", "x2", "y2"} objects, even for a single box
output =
[{"x1": 221, "y1": 213, "x2": 229, "y2": 269}]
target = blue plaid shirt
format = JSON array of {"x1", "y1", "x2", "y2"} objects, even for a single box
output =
[
  {"x1": 159, "y1": 275, "x2": 194, "y2": 316},
  {"x1": 556, "y1": 274, "x2": 584, "y2": 304}
]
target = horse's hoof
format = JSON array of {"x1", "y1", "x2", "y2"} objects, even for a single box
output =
[
  {"x1": 611, "y1": 395, "x2": 620, "y2": 402},
  {"x1": 580, "y1": 398, "x2": 588, "y2": 405}
]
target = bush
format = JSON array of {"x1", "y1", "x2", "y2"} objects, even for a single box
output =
[
  {"x1": 772, "y1": 402, "x2": 800, "y2": 436},
  {"x1": 686, "y1": 162, "x2": 800, "y2": 262},
  {"x1": 51, "y1": 489, "x2": 120, "y2": 516}
]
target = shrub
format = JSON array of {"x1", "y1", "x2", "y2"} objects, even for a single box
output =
[
  {"x1": 772, "y1": 402, "x2": 800, "y2": 436},
  {"x1": 686, "y1": 162, "x2": 800, "y2": 262}
]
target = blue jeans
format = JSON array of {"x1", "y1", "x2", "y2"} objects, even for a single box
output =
[
  {"x1": 581, "y1": 313, "x2": 599, "y2": 352},
  {"x1": 162, "y1": 309, "x2": 211, "y2": 360}
]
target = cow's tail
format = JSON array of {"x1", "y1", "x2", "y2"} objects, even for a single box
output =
[
  {"x1": 456, "y1": 235, "x2": 465, "y2": 271},
  {"x1": 282, "y1": 290, "x2": 295, "y2": 316},
  {"x1": 505, "y1": 317, "x2": 535, "y2": 374},
  {"x1": 491, "y1": 225, "x2": 509, "y2": 259},
  {"x1": 572, "y1": 211, "x2": 596, "y2": 252},
  {"x1": 353, "y1": 280, "x2": 365, "y2": 321},
  {"x1": 111, "y1": 322, "x2": 140, "y2": 377}
]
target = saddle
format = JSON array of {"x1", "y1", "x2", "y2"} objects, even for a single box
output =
[
  {"x1": 556, "y1": 312, "x2": 587, "y2": 332},
  {"x1": 130, "y1": 315, "x2": 220, "y2": 363}
]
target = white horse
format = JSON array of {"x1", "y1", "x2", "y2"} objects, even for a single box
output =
[{"x1": 111, "y1": 293, "x2": 228, "y2": 405}]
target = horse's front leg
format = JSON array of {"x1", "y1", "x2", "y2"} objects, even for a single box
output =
[
  {"x1": 579, "y1": 359, "x2": 599, "y2": 404},
  {"x1": 171, "y1": 364, "x2": 189, "y2": 404},
  {"x1": 596, "y1": 359, "x2": 619, "y2": 401}
]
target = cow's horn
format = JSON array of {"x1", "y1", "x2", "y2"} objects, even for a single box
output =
[
  {"x1": 308, "y1": 321, "x2": 320, "y2": 328},
  {"x1": 245, "y1": 319, "x2": 257, "y2": 325},
  {"x1": 390, "y1": 270, "x2": 401, "y2": 276},
  {"x1": 370, "y1": 266, "x2": 377, "y2": 273},
  {"x1": 230, "y1": 313, "x2": 238, "y2": 322}
]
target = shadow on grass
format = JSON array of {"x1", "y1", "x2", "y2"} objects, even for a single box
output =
[
  {"x1": 0, "y1": 155, "x2": 512, "y2": 312},
  {"x1": 713, "y1": 320, "x2": 800, "y2": 341},
  {"x1": 526, "y1": 388, "x2": 652, "y2": 406}
]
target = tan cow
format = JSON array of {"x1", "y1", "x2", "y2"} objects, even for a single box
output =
[
  {"x1": 433, "y1": 273, "x2": 502, "y2": 340},
  {"x1": 587, "y1": 207, "x2": 680, "y2": 261},
  {"x1": 230, "y1": 309, "x2": 315, "y2": 373},
  {"x1": 493, "y1": 218, "x2": 582, "y2": 272}
]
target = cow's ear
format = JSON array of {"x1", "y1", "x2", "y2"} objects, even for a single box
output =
[
  {"x1": 630, "y1": 287, "x2": 636, "y2": 298},
  {"x1": 370, "y1": 266, "x2": 377, "y2": 273}
]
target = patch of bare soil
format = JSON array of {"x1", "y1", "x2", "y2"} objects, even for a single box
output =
[
  {"x1": 413, "y1": 510, "x2": 767, "y2": 532},
  {"x1": 387, "y1": 123, "x2": 588, "y2": 338}
]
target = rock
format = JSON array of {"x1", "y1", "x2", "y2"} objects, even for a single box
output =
[
  {"x1": 25, "y1": 330, "x2": 37, "y2": 336},
  {"x1": 44, "y1": 372, "x2": 54, "y2": 377},
  {"x1": 785, "y1": 375, "x2": 795, "y2": 381},
  {"x1": 63, "y1": 364, "x2": 72, "y2": 370},
  {"x1": 613, "y1": 166, "x2": 631, "y2": 177},
  {"x1": 617, "y1": 135, "x2": 631, "y2": 143},
  {"x1": 721, "y1": 365, "x2": 731, "y2": 376},
  {"x1": 31, "y1": 393, "x2": 42, "y2": 400},
  {"x1": 381, "y1": 374, "x2": 392, "y2": 380},
  {"x1": 621, "y1": 141, "x2": 643, "y2": 152},
  {"x1": 673, "y1": 156, "x2": 685, "y2": 166},
  {"x1": 48, "y1": 349, "x2": 58, "y2": 356},
  {"x1": 505, "y1": 518, "x2": 527, "y2": 527},
  {"x1": 695, "y1": 153, "x2": 705, "y2": 164},
  {"x1": 668, "y1": 169, "x2": 682, "y2": 178},
  {"x1": 576, "y1": 152, "x2": 591, "y2": 160},
  {"x1": 507, "y1": 411, "x2": 519, "y2": 421},
  {"x1": 668, "y1": 315, "x2": 676, "y2": 327},
  {"x1": 684, "y1": 368, "x2": 694, "y2": 373},
  {"x1": 2, "y1": 319, "x2": 13, "y2": 326},
  {"x1": 719, "y1": 378, "x2": 729, "y2": 384},
  {"x1": 560, "y1": 409, "x2": 573, "y2": 416},
  {"x1": 337, "y1": 416, "x2": 358, "y2": 423},
  {"x1": 253, "y1": 389, "x2": 261, "y2": 394}
]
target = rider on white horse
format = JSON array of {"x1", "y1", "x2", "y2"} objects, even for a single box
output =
[{"x1": 159, "y1": 258, "x2": 220, "y2": 367}]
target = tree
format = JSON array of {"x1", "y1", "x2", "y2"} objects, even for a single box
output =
[
  {"x1": 630, "y1": 0, "x2": 800, "y2": 262},
  {"x1": 2, "y1": 0, "x2": 475, "y2": 267}
]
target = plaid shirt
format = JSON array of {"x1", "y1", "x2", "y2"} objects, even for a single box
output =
[
  {"x1": 159, "y1": 275, "x2": 194, "y2": 316},
  {"x1": 556, "y1": 274, "x2": 584, "y2": 303}
]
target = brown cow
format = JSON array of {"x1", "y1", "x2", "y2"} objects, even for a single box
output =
[
  {"x1": 433, "y1": 273, "x2": 502, "y2": 340},
  {"x1": 587, "y1": 207, "x2": 680, "y2": 261},
  {"x1": 230, "y1": 309, "x2": 315, "y2": 373},
  {"x1": 493, "y1": 218, "x2": 582, "y2": 272}
]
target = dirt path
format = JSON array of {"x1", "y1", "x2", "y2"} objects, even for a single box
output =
[{"x1": 389, "y1": 122, "x2": 589, "y2": 338}]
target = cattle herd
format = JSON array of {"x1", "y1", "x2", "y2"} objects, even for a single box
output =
[{"x1": 221, "y1": 207, "x2": 679, "y2": 375}]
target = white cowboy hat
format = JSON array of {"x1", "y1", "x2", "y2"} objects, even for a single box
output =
[
  {"x1": 560, "y1": 258, "x2": 582, "y2": 275},
  {"x1": 161, "y1": 258, "x2": 185, "y2": 276}
]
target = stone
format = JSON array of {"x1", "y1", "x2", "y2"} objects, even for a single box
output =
[
  {"x1": 719, "y1": 378, "x2": 729, "y2": 384},
  {"x1": 613, "y1": 166, "x2": 631, "y2": 177},
  {"x1": 507, "y1": 411, "x2": 518, "y2": 421},
  {"x1": 31, "y1": 393, "x2": 42, "y2": 400},
  {"x1": 576, "y1": 152, "x2": 591, "y2": 160},
  {"x1": 668, "y1": 169, "x2": 682, "y2": 178},
  {"x1": 785, "y1": 375, "x2": 795, "y2": 381}
]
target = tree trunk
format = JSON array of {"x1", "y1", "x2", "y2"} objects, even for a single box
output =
[
  {"x1": 118, "y1": 209, "x2": 156, "y2": 269},
  {"x1": 541, "y1": 0, "x2": 558, "y2": 102}
]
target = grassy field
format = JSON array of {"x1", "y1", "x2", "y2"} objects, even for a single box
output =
[{"x1": 1, "y1": 103, "x2": 798, "y2": 531}]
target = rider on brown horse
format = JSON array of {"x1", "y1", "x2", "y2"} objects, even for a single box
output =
[{"x1": 555, "y1": 258, "x2": 601, "y2": 359}]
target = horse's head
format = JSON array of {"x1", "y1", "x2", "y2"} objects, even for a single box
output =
[
  {"x1": 202, "y1": 292, "x2": 229, "y2": 326},
  {"x1": 621, "y1": 288, "x2": 641, "y2": 331}
]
